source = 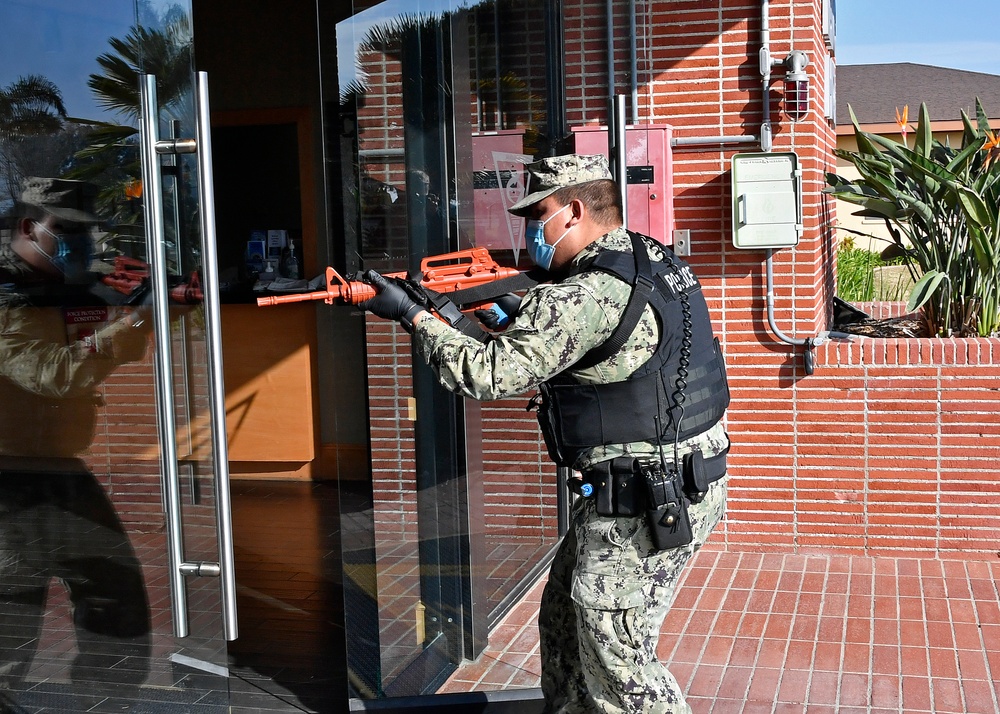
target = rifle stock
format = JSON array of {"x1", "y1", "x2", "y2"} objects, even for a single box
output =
[{"x1": 256, "y1": 247, "x2": 521, "y2": 308}]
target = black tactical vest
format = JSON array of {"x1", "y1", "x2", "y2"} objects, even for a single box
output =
[{"x1": 532, "y1": 231, "x2": 729, "y2": 468}]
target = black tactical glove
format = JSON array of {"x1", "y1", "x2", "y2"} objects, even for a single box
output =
[
  {"x1": 358, "y1": 270, "x2": 425, "y2": 331},
  {"x1": 394, "y1": 276, "x2": 432, "y2": 309},
  {"x1": 474, "y1": 293, "x2": 521, "y2": 330}
]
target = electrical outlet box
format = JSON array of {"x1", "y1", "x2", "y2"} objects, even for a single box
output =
[
  {"x1": 731, "y1": 152, "x2": 802, "y2": 250},
  {"x1": 673, "y1": 229, "x2": 691, "y2": 256}
]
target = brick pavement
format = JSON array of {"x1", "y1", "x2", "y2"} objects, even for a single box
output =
[{"x1": 444, "y1": 547, "x2": 1000, "y2": 713}]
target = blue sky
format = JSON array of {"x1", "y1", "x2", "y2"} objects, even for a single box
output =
[
  {"x1": 836, "y1": 0, "x2": 1000, "y2": 75},
  {"x1": 6, "y1": 0, "x2": 997, "y2": 120}
]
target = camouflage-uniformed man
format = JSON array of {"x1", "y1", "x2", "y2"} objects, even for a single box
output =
[
  {"x1": 360, "y1": 154, "x2": 730, "y2": 713},
  {"x1": 0, "y1": 178, "x2": 153, "y2": 698}
]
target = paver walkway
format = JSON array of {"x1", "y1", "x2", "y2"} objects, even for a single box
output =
[{"x1": 444, "y1": 548, "x2": 1000, "y2": 713}]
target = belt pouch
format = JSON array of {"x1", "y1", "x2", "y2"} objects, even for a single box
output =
[
  {"x1": 591, "y1": 459, "x2": 644, "y2": 517},
  {"x1": 613, "y1": 469, "x2": 644, "y2": 516},
  {"x1": 647, "y1": 498, "x2": 693, "y2": 551},
  {"x1": 593, "y1": 470, "x2": 614, "y2": 516},
  {"x1": 643, "y1": 465, "x2": 693, "y2": 550},
  {"x1": 682, "y1": 450, "x2": 709, "y2": 504}
]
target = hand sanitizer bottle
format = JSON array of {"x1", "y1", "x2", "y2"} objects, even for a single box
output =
[{"x1": 281, "y1": 240, "x2": 300, "y2": 279}]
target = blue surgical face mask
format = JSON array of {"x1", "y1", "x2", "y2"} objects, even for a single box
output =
[
  {"x1": 525, "y1": 204, "x2": 572, "y2": 270},
  {"x1": 31, "y1": 221, "x2": 94, "y2": 282}
]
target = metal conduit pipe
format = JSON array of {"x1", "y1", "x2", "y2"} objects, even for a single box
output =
[
  {"x1": 494, "y1": 2, "x2": 502, "y2": 128},
  {"x1": 629, "y1": 0, "x2": 638, "y2": 124},
  {"x1": 672, "y1": 135, "x2": 760, "y2": 147},
  {"x1": 758, "y1": 0, "x2": 851, "y2": 372},
  {"x1": 760, "y1": 0, "x2": 774, "y2": 152},
  {"x1": 760, "y1": 0, "x2": 809, "y2": 356},
  {"x1": 765, "y1": 248, "x2": 807, "y2": 347},
  {"x1": 359, "y1": 147, "x2": 405, "y2": 159},
  {"x1": 614, "y1": 95, "x2": 628, "y2": 222},
  {"x1": 607, "y1": 0, "x2": 616, "y2": 102},
  {"x1": 606, "y1": 0, "x2": 617, "y2": 176}
]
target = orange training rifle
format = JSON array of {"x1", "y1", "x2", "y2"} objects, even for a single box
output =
[
  {"x1": 255, "y1": 247, "x2": 524, "y2": 309},
  {"x1": 102, "y1": 255, "x2": 204, "y2": 305}
]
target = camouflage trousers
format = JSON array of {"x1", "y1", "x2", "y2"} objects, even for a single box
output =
[{"x1": 539, "y1": 475, "x2": 727, "y2": 714}]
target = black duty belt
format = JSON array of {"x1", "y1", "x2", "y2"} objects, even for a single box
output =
[
  {"x1": 567, "y1": 447, "x2": 729, "y2": 516},
  {"x1": 569, "y1": 447, "x2": 729, "y2": 486}
]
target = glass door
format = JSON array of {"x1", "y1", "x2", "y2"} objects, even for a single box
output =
[
  {"x1": 327, "y1": 0, "x2": 563, "y2": 701},
  {"x1": 0, "y1": 1, "x2": 234, "y2": 711}
]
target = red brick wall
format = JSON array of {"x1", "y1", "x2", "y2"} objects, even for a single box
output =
[
  {"x1": 84, "y1": 354, "x2": 164, "y2": 529},
  {"x1": 359, "y1": 0, "x2": 1000, "y2": 564},
  {"x1": 467, "y1": 1, "x2": 548, "y2": 135},
  {"x1": 719, "y1": 336, "x2": 1000, "y2": 558},
  {"x1": 365, "y1": 318, "x2": 419, "y2": 541},
  {"x1": 480, "y1": 396, "x2": 558, "y2": 541}
]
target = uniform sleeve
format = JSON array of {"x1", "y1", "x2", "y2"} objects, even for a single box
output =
[
  {"x1": 413, "y1": 277, "x2": 624, "y2": 401},
  {"x1": 92, "y1": 313, "x2": 151, "y2": 363}
]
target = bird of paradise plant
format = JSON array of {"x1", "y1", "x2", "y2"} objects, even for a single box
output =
[
  {"x1": 826, "y1": 99, "x2": 1000, "y2": 337},
  {"x1": 895, "y1": 105, "x2": 909, "y2": 146},
  {"x1": 983, "y1": 127, "x2": 1000, "y2": 166}
]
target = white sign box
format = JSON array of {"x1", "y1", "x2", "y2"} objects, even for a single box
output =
[{"x1": 731, "y1": 152, "x2": 802, "y2": 249}]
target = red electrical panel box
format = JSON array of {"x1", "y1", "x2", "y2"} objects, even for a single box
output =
[{"x1": 572, "y1": 124, "x2": 674, "y2": 243}]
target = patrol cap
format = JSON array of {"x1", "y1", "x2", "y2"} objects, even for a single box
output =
[
  {"x1": 508, "y1": 154, "x2": 613, "y2": 216},
  {"x1": 19, "y1": 177, "x2": 100, "y2": 224}
]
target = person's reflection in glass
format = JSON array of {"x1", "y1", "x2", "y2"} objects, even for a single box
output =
[
  {"x1": 0, "y1": 178, "x2": 152, "y2": 704},
  {"x1": 407, "y1": 168, "x2": 444, "y2": 237}
]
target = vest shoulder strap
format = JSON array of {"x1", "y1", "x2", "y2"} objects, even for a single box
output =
[{"x1": 573, "y1": 231, "x2": 655, "y2": 370}]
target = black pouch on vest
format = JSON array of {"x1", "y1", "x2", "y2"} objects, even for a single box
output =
[
  {"x1": 647, "y1": 498, "x2": 693, "y2": 551},
  {"x1": 682, "y1": 450, "x2": 710, "y2": 504},
  {"x1": 594, "y1": 473, "x2": 614, "y2": 516},
  {"x1": 614, "y1": 470, "x2": 645, "y2": 516},
  {"x1": 642, "y1": 463, "x2": 694, "y2": 550},
  {"x1": 527, "y1": 389, "x2": 569, "y2": 467},
  {"x1": 590, "y1": 458, "x2": 645, "y2": 517}
]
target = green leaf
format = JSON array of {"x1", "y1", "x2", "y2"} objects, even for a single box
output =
[
  {"x1": 867, "y1": 131, "x2": 910, "y2": 157},
  {"x1": 958, "y1": 108, "x2": 977, "y2": 147},
  {"x1": 906, "y1": 270, "x2": 947, "y2": 313},
  {"x1": 955, "y1": 185, "x2": 993, "y2": 228},
  {"x1": 975, "y1": 97, "x2": 991, "y2": 135},
  {"x1": 863, "y1": 199, "x2": 904, "y2": 220},
  {"x1": 896, "y1": 146, "x2": 954, "y2": 180},
  {"x1": 946, "y1": 136, "x2": 986, "y2": 175},
  {"x1": 825, "y1": 183, "x2": 903, "y2": 219},
  {"x1": 914, "y1": 103, "x2": 932, "y2": 157},
  {"x1": 848, "y1": 105, "x2": 886, "y2": 157},
  {"x1": 966, "y1": 223, "x2": 998, "y2": 273},
  {"x1": 824, "y1": 179, "x2": 875, "y2": 199},
  {"x1": 891, "y1": 192, "x2": 935, "y2": 227}
]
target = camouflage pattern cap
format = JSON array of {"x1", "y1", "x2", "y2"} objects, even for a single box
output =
[
  {"x1": 508, "y1": 154, "x2": 612, "y2": 216},
  {"x1": 19, "y1": 177, "x2": 100, "y2": 224}
]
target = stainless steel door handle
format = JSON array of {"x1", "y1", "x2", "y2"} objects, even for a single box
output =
[
  {"x1": 194, "y1": 71, "x2": 238, "y2": 641},
  {"x1": 139, "y1": 73, "x2": 238, "y2": 640},
  {"x1": 139, "y1": 73, "x2": 189, "y2": 638}
]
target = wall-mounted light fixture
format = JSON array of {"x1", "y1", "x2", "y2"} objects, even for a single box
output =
[{"x1": 782, "y1": 50, "x2": 810, "y2": 121}]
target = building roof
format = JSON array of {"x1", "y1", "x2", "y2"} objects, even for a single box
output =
[{"x1": 836, "y1": 63, "x2": 1000, "y2": 127}]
